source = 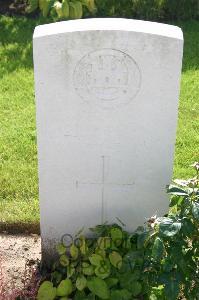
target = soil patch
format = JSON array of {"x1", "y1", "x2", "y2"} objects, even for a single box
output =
[{"x1": 0, "y1": 233, "x2": 41, "y2": 290}]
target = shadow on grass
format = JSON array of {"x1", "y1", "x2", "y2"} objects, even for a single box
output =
[
  {"x1": 0, "y1": 221, "x2": 40, "y2": 234},
  {"x1": 0, "y1": 15, "x2": 42, "y2": 78},
  {"x1": 176, "y1": 20, "x2": 199, "y2": 72},
  {"x1": 0, "y1": 16, "x2": 199, "y2": 79}
]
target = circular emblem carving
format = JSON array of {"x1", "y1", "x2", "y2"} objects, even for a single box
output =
[{"x1": 73, "y1": 49, "x2": 141, "y2": 108}]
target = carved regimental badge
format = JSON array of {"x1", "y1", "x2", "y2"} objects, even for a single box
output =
[{"x1": 73, "y1": 49, "x2": 141, "y2": 109}]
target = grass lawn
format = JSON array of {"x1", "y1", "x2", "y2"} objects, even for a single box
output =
[{"x1": 0, "y1": 16, "x2": 198, "y2": 231}]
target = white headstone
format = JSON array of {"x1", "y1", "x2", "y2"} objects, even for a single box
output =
[{"x1": 33, "y1": 18, "x2": 183, "y2": 257}]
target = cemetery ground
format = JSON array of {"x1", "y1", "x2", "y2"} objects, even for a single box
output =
[
  {"x1": 0, "y1": 233, "x2": 41, "y2": 290},
  {"x1": 1, "y1": 15, "x2": 199, "y2": 230}
]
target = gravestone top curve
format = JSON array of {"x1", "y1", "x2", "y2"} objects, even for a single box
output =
[{"x1": 34, "y1": 18, "x2": 183, "y2": 40}]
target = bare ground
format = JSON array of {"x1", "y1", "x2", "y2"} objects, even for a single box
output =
[{"x1": 0, "y1": 233, "x2": 41, "y2": 290}]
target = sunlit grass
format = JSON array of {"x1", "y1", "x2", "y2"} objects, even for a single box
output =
[{"x1": 174, "y1": 20, "x2": 199, "y2": 178}]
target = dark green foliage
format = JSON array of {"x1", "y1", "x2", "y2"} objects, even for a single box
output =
[
  {"x1": 94, "y1": 0, "x2": 199, "y2": 21},
  {"x1": 37, "y1": 163, "x2": 199, "y2": 299},
  {"x1": 27, "y1": 0, "x2": 96, "y2": 20},
  {"x1": 27, "y1": 0, "x2": 199, "y2": 21}
]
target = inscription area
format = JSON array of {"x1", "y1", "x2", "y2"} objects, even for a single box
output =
[
  {"x1": 73, "y1": 49, "x2": 141, "y2": 108},
  {"x1": 76, "y1": 156, "x2": 135, "y2": 223}
]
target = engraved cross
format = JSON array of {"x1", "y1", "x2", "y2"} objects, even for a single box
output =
[{"x1": 76, "y1": 156, "x2": 135, "y2": 223}]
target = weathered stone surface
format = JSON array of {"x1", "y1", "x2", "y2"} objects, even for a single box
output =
[{"x1": 33, "y1": 18, "x2": 183, "y2": 257}]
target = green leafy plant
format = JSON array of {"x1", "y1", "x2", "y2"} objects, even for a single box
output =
[
  {"x1": 148, "y1": 161, "x2": 199, "y2": 300},
  {"x1": 37, "y1": 163, "x2": 199, "y2": 299},
  {"x1": 94, "y1": 0, "x2": 199, "y2": 21},
  {"x1": 27, "y1": 0, "x2": 199, "y2": 21},
  {"x1": 38, "y1": 222, "x2": 147, "y2": 299},
  {"x1": 27, "y1": 0, "x2": 96, "y2": 20}
]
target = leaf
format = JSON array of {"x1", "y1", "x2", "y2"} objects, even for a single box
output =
[
  {"x1": 160, "y1": 272, "x2": 180, "y2": 300},
  {"x1": 56, "y1": 243, "x2": 67, "y2": 255},
  {"x1": 149, "y1": 295, "x2": 158, "y2": 300},
  {"x1": 81, "y1": 0, "x2": 96, "y2": 13},
  {"x1": 131, "y1": 281, "x2": 142, "y2": 296},
  {"x1": 51, "y1": 271, "x2": 62, "y2": 285},
  {"x1": 37, "y1": 281, "x2": 56, "y2": 300},
  {"x1": 82, "y1": 262, "x2": 94, "y2": 276},
  {"x1": 169, "y1": 195, "x2": 183, "y2": 207},
  {"x1": 87, "y1": 277, "x2": 110, "y2": 299},
  {"x1": 131, "y1": 269, "x2": 142, "y2": 281},
  {"x1": 39, "y1": 0, "x2": 52, "y2": 17},
  {"x1": 89, "y1": 223, "x2": 109, "y2": 236},
  {"x1": 56, "y1": 279, "x2": 73, "y2": 296},
  {"x1": 110, "y1": 289, "x2": 132, "y2": 300},
  {"x1": 70, "y1": 243, "x2": 79, "y2": 259},
  {"x1": 162, "y1": 257, "x2": 173, "y2": 272},
  {"x1": 97, "y1": 237, "x2": 111, "y2": 249},
  {"x1": 149, "y1": 285, "x2": 164, "y2": 300},
  {"x1": 54, "y1": 1, "x2": 63, "y2": 18},
  {"x1": 62, "y1": 0, "x2": 70, "y2": 18},
  {"x1": 27, "y1": 0, "x2": 38, "y2": 13},
  {"x1": 76, "y1": 275, "x2": 87, "y2": 291},
  {"x1": 95, "y1": 266, "x2": 110, "y2": 279},
  {"x1": 69, "y1": 1, "x2": 83, "y2": 19},
  {"x1": 120, "y1": 250, "x2": 142, "y2": 273},
  {"x1": 192, "y1": 202, "x2": 199, "y2": 220},
  {"x1": 59, "y1": 254, "x2": 69, "y2": 267},
  {"x1": 79, "y1": 236, "x2": 88, "y2": 255},
  {"x1": 119, "y1": 272, "x2": 142, "y2": 295},
  {"x1": 109, "y1": 251, "x2": 122, "y2": 269},
  {"x1": 152, "y1": 237, "x2": 164, "y2": 260},
  {"x1": 167, "y1": 185, "x2": 188, "y2": 196},
  {"x1": 89, "y1": 254, "x2": 103, "y2": 266},
  {"x1": 181, "y1": 217, "x2": 195, "y2": 235},
  {"x1": 74, "y1": 291, "x2": 86, "y2": 300},
  {"x1": 86, "y1": 294, "x2": 96, "y2": 300},
  {"x1": 158, "y1": 217, "x2": 181, "y2": 237},
  {"x1": 120, "y1": 254, "x2": 135, "y2": 273},
  {"x1": 95, "y1": 260, "x2": 111, "y2": 279},
  {"x1": 137, "y1": 231, "x2": 150, "y2": 249},
  {"x1": 95, "y1": 248, "x2": 106, "y2": 258},
  {"x1": 110, "y1": 227, "x2": 123, "y2": 246},
  {"x1": 67, "y1": 264, "x2": 75, "y2": 278},
  {"x1": 105, "y1": 277, "x2": 118, "y2": 288}
]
